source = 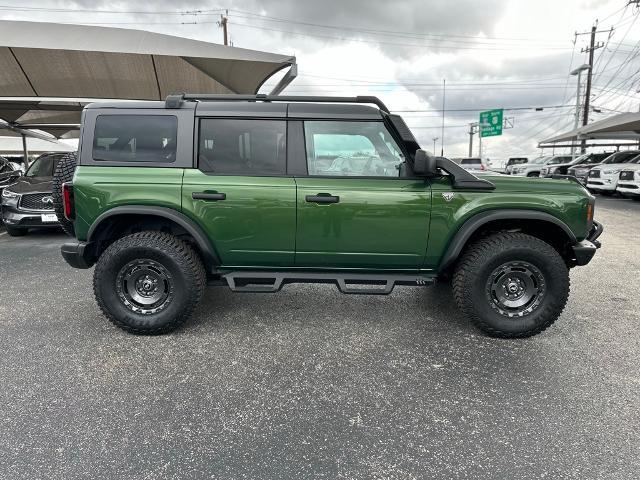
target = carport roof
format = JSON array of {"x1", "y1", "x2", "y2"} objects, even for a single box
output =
[
  {"x1": 540, "y1": 112, "x2": 640, "y2": 144},
  {"x1": 0, "y1": 20, "x2": 296, "y2": 98}
]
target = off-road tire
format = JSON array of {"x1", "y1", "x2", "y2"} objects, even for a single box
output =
[
  {"x1": 6, "y1": 226, "x2": 27, "y2": 237},
  {"x1": 452, "y1": 232, "x2": 570, "y2": 338},
  {"x1": 52, "y1": 152, "x2": 77, "y2": 236},
  {"x1": 93, "y1": 231, "x2": 206, "y2": 335}
]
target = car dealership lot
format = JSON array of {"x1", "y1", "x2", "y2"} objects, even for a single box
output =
[{"x1": 0, "y1": 196, "x2": 638, "y2": 479}]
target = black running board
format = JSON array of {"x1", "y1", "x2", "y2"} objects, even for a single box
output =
[{"x1": 223, "y1": 271, "x2": 436, "y2": 295}]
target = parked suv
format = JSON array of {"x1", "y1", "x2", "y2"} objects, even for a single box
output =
[
  {"x1": 56, "y1": 94, "x2": 602, "y2": 338},
  {"x1": 586, "y1": 151, "x2": 640, "y2": 195},
  {"x1": 616, "y1": 164, "x2": 640, "y2": 200},
  {"x1": 570, "y1": 150, "x2": 640, "y2": 186},
  {"x1": 511, "y1": 155, "x2": 571, "y2": 177},
  {"x1": 504, "y1": 157, "x2": 528, "y2": 174},
  {"x1": 1, "y1": 152, "x2": 66, "y2": 236},
  {"x1": 541, "y1": 152, "x2": 613, "y2": 178},
  {"x1": 452, "y1": 157, "x2": 487, "y2": 173}
]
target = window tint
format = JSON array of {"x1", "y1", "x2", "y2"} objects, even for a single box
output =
[
  {"x1": 461, "y1": 158, "x2": 481, "y2": 165},
  {"x1": 198, "y1": 119, "x2": 286, "y2": 175},
  {"x1": 93, "y1": 115, "x2": 177, "y2": 163},
  {"x1": 304, "y1": 121, "x2": 404, "y2": 177}
]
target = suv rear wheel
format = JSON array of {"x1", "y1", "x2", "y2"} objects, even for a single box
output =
[
  {"x1": 452, "y1": 232, "x2": 569, "y2": 338},
  {"x1": 93, "y1": 231, "x2": 206, "y2": 334}
]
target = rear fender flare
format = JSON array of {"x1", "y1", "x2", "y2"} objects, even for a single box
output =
[{"x1": 87, "y1": 205, "x2": 220, "y2": 269}]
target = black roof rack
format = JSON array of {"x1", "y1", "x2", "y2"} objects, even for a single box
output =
[{"x1": 165, "y1": 93, "x2": 390, "y2": 113}]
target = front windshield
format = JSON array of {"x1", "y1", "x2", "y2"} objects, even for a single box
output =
[
  {"x1": 602, "y1": 151, "x2": 640, "y2": 164},
  {"x1": 25, "y1": 155, "x2": 59, "y2": 177}
]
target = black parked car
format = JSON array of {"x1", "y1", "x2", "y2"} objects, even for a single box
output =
[{"x1": 1, "y1": 152, "x2": 68, "y2": 236}]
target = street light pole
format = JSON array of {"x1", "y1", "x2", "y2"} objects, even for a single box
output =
[
  {"x1": 432, "y1": 137, "x2": 439, "y2": 155},
  {"x1": 570, "y1": 64, "x2": 590, "y2": 158}
]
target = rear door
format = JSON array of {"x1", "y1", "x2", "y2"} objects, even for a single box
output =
[
  {"x1": 182, "y1": 115, "x2": 296, "y2": 267},
  {"x1": 292, "y1": 119, "x2": 431, "y2": 270}
]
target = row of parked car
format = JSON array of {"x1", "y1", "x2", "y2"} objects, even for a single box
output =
[
  {"x1": 0, "y1": 153, "x2": 68, "y2": 236},
  {"x1": 503, "y1": 150, "x2": 640, "y2": 200}
]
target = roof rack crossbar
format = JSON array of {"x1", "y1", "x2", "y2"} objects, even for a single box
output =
[{"x1": 165, "y1": 93, "x2": 390, "y2": 113}]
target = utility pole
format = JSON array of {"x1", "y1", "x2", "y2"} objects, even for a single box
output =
[
  {"x1": 468, "y1": 122, "x2": 478, "y2": 157},
  {"x1": 440, "y1": 78, "x2": 446, "y2": 157},
  {"x1": 218, "y1": 10, "x2": 229, "y2": 45},
  {"x1": 576, "y1": 24, "x2": 608, "y2": 152},
  {"x1": 432, "y1": 137, "x2": 439, "y2": 155}
]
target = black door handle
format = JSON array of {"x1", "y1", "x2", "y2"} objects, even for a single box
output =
[
  {"x1": 305, "y1": 194, "x2": 340, "y2": 204},
  {"x1": 192, "y1": 192, "x2": 226, "y2": 201}
]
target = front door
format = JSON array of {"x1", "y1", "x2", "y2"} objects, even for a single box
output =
[
  {"x1": 182, "y1": 118, "x2": 296, "y2": 268},
  {"x1": 294, "y1": 120, "x2": 431, "y2": 270}
]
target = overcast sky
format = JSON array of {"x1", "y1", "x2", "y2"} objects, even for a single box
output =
[{"x1": 2, "y1": 0, "x2": 640, "y2": 160}]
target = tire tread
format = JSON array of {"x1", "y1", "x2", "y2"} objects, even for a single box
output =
[
  {"x1": 452, "y1": 232, "x2": 570, "y2": 338},
  {"x1": 93, "y1": 231, "x2": 206, "y2": 335}
]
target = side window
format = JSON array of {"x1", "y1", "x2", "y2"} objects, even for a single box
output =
[
  {"x1": 93, "y1": 115, "x2": 177, "y2": 163},
  {"x1": 304, "y1": 121, "x2": 404, "y2": 177},
  {"x1": 198, "y1": 119, "x2": 286, "y2": 175}
]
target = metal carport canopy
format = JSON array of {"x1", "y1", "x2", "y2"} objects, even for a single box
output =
[
  {"x1": 539, "y1": 112, "x2": 640, "y2": 145},
  {"x1": 0, "y1": 20, "x2": 297, "y2": 98}
]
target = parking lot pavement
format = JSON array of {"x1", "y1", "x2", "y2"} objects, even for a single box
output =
[{"x1": 0, "y1": 196, "x2": 639, "y2": 480}]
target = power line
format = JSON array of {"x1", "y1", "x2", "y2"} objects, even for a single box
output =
[{"x1": 229, "y1": 21, "x2": 575, "y2": 51}]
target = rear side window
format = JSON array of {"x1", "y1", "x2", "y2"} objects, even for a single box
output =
[
  {"x1": 198, "y1": 119, "x2": 286, "y2": 175},
  {"x1": 93, "y1": 115, "x2": 177, "y2": 163},
  {"x1": 461, "y1": 158, "x2": 481, "y2": 165}
]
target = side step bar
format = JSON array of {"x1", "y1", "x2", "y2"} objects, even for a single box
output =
[{"x1": 223, "y1": 271, "x2": 435, "y2": 295}]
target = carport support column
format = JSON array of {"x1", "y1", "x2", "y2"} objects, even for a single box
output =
[{"x1": 21, "y1": 134, "x2": 29, "y2": 169}]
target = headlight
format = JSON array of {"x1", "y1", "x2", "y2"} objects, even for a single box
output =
[
  {"x1": 1, "y1": 189, "x2": 19, "y2": 199},
  {"x1": 602, "y1": 169, "x2": 619, "y2": 175}
]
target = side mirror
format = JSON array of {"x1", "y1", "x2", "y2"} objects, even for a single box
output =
[{"x1": 413, "y1": 149, "x2": 437, "y2": 177}]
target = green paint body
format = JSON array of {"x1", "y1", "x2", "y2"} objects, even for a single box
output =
[{"x1": 73, "y1": 166, "x2": 592, "y2": 272}]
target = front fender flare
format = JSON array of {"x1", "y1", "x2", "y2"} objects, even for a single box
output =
[{"x1": 437, "y1": 209, "x2": 577, "y2": 273}]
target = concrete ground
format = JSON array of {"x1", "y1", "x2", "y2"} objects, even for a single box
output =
[{"x1": 0, "y1": 196, "x2": 638, "y2": 479}]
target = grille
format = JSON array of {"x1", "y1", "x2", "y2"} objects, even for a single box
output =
[
  {"x1": 19, "y1": 193, "x2": 55, "y2": 211},
  {"x1": 589, "y1": 170, "x2": 601, "y2": 178},
  {"x1": 619, "y1": 171, "x2": 634, "y2": 181}
]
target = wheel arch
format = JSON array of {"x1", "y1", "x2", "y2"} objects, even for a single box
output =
[
  {"x1": 87, "y1": 206, "x2": 220, "y2": 270},
  {"x1": 438, "y1": 210, "x2": 577, "y2": 274}
]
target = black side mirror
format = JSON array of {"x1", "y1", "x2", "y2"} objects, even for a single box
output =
[{"x1": 413, "y1": 149, "x2": 437, "y2": 177}]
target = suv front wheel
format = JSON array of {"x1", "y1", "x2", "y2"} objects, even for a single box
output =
[
  {"x1": 452, "y1": 232, "x2": 570, "y2": 338},
  {"x1": 93, "y1": 231, "x2": 206, "y2": 334}
]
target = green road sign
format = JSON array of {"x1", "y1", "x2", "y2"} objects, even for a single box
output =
[{"x1": 479, "y1": 109, "x2": 504, "y2": 137}]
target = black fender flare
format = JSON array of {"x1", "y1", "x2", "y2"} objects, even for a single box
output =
[
  {"x1": 437, "y1": 209, "x2": 577, "y2": 273},
  {"x1": 87, "y1": 205, "x2": 220, "y2": 269}
]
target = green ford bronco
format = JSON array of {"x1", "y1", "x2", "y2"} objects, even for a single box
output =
[{"x1": 55, "y1": 94, "x2": 602, "y2": 337}]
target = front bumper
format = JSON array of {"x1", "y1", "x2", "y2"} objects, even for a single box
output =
[
  {"x1": 571, "y1": 221, "x2": 603, "y2": 266},
  {"x1": 61, "y1": 241, "x2": 95, "y2": 269},
  {"x1": 617, "y1": 182, "x2": 640, "y2": 196},
  {"x1": 1, "y1": 204, "x2": 60, "y2": 228},
  {"x1": 586, "y1": 175, "x2": 618, "y2": 191}
]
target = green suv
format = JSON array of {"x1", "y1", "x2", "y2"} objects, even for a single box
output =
[{"x1": 56, "y1": 94, "x2": 602, "y2": 337}]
